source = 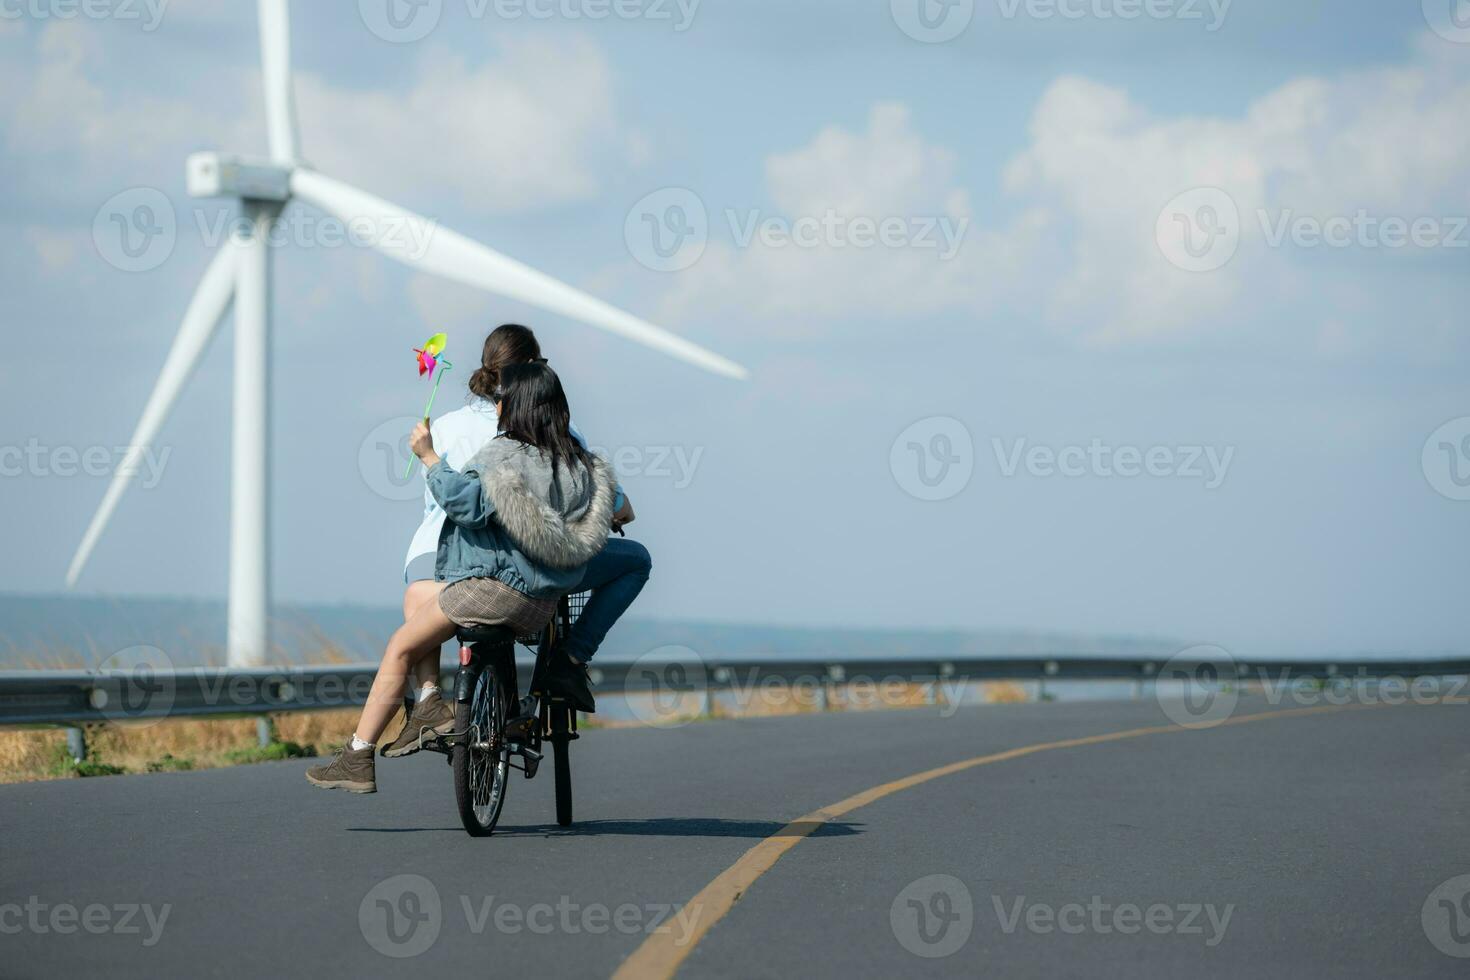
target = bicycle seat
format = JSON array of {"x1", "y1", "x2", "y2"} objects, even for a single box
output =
[{"x1": 455, "y1": 625, "x2": 516, "y2": 647}]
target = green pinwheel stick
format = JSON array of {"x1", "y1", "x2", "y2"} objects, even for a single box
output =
[{"x1": 405, "y1": 332, "x2": 451, "y2": 479}]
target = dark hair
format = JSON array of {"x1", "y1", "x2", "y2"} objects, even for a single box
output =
[
  {"x1": 494, "y1": 363, "x2": 595, "y2": 478},
  {"x1": 468, "y1": 324, "x2": 541, "y2": 401}
]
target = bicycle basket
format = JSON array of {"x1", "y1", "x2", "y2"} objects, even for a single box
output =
[{"x1": 516, "y1": 590, "x2": 590, "y2": 645}]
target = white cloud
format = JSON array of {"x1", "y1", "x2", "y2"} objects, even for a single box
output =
[
  {"x1": 1007, "y1": 37, "x2": 1470, "y2": 341},
  {"x1": 654, "y1": 102, "x2": 1030, "y2": 334},
  {"x1": 657, "y1": 38, "x2": 1470, "y2": 349},
  {"x1": 766, "y1": 102, "x2": 964, "y2": 220},
  {"x1": 0, "y1": 20, "x2": 256, "y2": 196},
  {"x1": 295, "y1": 36, "x2": 636, "y2": 214}
]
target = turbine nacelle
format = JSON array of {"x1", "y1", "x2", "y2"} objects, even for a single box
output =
[{"x1": 186, "y1": 152, "x2": 293, "y2": 202}]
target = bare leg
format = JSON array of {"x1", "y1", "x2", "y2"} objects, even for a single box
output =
[
  {"x1": 355, "y1": 595, "x2": 457, "y2": 745},
  {"x1": 403, "y1": 580, "x2": 446, "y2": 692}
]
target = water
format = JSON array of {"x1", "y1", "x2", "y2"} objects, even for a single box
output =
[{"x1": 0, "y1": 592, "x2": 1183, "y2": 669}]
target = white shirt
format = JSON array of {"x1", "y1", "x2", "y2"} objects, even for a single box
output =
[{"x1": 402, "y1": 398, "x2": 598, "y2": 581}]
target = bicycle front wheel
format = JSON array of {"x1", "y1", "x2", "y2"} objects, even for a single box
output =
[{"x1": 452, "y1": 664, "x2": 510, "y2": 837}]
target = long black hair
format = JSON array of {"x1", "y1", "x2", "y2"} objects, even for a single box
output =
[{"x1": 494, "y1": 362, "x2": 595, "y2": 477}]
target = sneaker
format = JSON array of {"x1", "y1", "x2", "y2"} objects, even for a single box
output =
[
  {"x1": 546, "y1": 649, "x2": 596, "y2": 713},
  {"x1": 380, "y1": 690, "x2": 456, "y2": 758},
  {"x1": 305, "y1": 742, "x2": 377, "y2": 793}
]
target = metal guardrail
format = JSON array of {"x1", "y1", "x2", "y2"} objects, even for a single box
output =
[{"x1": 3, "y1": 654, "x2": 1468, "y2": 729}]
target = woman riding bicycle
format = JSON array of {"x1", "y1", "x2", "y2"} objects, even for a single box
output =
[
  {"x1": 306, "y1": 363, "x2": 617, "y2": 793},
  {"x1": 383, "y1": 324, "x2": 649, "y2": 758}
]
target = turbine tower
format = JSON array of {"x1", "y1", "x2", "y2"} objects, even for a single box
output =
[{"x1": 66, "y1": 0, "x2": 746, "y2": 666}]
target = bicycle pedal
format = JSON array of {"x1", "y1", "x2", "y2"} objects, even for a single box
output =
[{"x1": 417, "y1": 729, "x2": 451, "y2": 756}]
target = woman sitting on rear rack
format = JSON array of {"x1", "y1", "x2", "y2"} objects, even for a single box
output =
[{"x1": 306, "y1": 362, "x2": 617, "y2": 794}]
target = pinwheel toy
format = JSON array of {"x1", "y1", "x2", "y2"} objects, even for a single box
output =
[
  {"x1": 413, "y1": 332, "x2": 446, "y2": 377},
  {"x1": 404, "y1": 332, "x2": 453, "y2": 478}
]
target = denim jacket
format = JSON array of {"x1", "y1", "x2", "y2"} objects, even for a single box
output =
[
  {"x1": 427, "y1": 437, "x2": 617, "y2": 597},
  {"x1": 403, "y1": 398, "x2": 621, "y2": 581}
]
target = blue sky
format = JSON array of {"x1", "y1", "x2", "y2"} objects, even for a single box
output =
[{"x1": 0, "y1": 0, "x2": 1466, "y2": 657}]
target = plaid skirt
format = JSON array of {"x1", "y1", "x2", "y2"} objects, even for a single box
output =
[{"x1": 438, "y1": 577, "x2": 557, "y2": 635}]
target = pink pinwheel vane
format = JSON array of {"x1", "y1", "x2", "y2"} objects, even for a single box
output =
[{"x1": 403, "y1": 332, "x2": 453, "y2": 478}]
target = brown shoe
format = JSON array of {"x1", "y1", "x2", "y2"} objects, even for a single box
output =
[
  {"x1": 305, "y1": 742, "x2": 377, "y2": 793},
  {"x1": 380, "y1": 690, "x2": 456, "y2": 758}
]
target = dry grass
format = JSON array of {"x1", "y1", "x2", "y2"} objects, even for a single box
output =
[{"x1": 0, "y1": 707, "x2": 396, "y2": 784}]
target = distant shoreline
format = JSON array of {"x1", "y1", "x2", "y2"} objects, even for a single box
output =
[{"x1": 0, "y1": 592, "x2": 1457, "y2": 669}]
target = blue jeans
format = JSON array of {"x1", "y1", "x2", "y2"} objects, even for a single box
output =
[{"x1": 566, "y1": 537, "x2": 651, "y2": 662}]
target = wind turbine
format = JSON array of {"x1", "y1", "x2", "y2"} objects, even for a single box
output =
[{"x1": 66, "y1": 0, "x2": 746, "y2": 667}]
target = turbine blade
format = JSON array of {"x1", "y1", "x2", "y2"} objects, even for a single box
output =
[
  {"x1": 66, "y1": 245, "x2": 239, "y2": 587},
  {"x1": 290, "y1": 169, "x2": 747, "y2": 381},
  {"x1": 258, "y1": 0, "x2": 299, "y2": 163}
]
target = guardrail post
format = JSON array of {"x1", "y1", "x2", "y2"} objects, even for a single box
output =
[{"x1": 65, "y1": 727, "x2": 86, "y2": 763}]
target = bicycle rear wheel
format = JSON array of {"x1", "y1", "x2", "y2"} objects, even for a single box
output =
[{"x1": 452, "y1": 664, "x2": 510, "y2": 837}]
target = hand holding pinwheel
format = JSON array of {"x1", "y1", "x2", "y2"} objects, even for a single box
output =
[
  {"x1": 409, "y1": 419, "x2": 438, "y2": 468},
  {"x1": 403, "y1": 332, "x2": 452, "y2": 478}
]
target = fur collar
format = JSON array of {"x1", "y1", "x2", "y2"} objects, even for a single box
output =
[{"x1": 470, "y1": 442, "x2": 618, "y2": 570}]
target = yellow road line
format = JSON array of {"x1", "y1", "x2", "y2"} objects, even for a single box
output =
[{"x1": 611, "y1": 701, "x2": 1387, "y2": 979}]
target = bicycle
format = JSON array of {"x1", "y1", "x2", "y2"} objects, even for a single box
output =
[{"x1": 414, "y1": 591, "x2": 587, "y2": 837}]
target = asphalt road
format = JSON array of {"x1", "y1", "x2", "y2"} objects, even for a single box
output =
[{"x1": 2, "y1": 696, "x2": 1466, "y2": 978}]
